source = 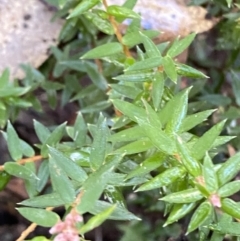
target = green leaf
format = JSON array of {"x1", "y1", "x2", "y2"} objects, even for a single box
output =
[
  {"x1": 179, "y1": 109, "x2": 216, "y2": 133},
  {"x1": 81, "y1": 42, "x2": 123, "y2": 59},
  {"x1": 164, "y1": 203, "x2": 197, "y2": 226},
  {"x1": 80, "y1": 100, "x2": 111, "y2": 113},
  {"x1": 122, "y1": 30, "x2": 159, "y2": 47},
  {"x1": 107, "y1": 5, "x2": 140, "y2": 19},
  {"x1": 142, "y1": 99, "x2": 162, "y2": 129},
  {"x1": 217, "y1": 152, "x2": 240, "y2": 186},
  {"x1": 67, "y1": 0, "x2": 100, "y2": 18},
  {"x1": 209, "y1": 222, "x2": 240, "y2": 236},
  {"x1": 151, "y1": 72, "x2": 165, "y2": 111},
  {"x1": 83, "y1": 61, "x2": 108, "y2": 90},
  {"x1": 165, "y1": 88, "x2": 190, "y2": 134},
  {"x1": 20, "y1": 192, "x2": 65, "y2": 208},
  {"x1": 48, "y1": 147, "x2": 87, "y2": 183},
  {"x1": 218, "y1": 180, "x2": 240, "y2": 197},
  {"x1": 176, "y1": 136, "x2": 202, "y2": 177},
  {"x1": 73, "y1": 112, "x2": 87, "y2": 147},
  {"x1": 109, "y1": 126, "x2": 144, "y2": 143},
  {"x1": 17, "y1": 208, "x2": 59, "y2": 227},
  {"x1": 140, "y1": 31, "x2": 161, "y2": 58},
  {"x1": 0, "y1": 68, "x2": 10, "y2": 88},
  {"x1": 4, "y1": 162, "x2": 39, "y2": 181},
  {"x1": 112, "y1": 99, "x2": 145, "y2": 122},
  {"x1": 20, "y1": 139, "x2": 35, "y2": 157},
  {"x1": 187, "y1": 201, "x2": 213, "y2": 234},
  {"x1": 33, "y1": 120, "x2": 51, "y2": 144},
  {"x1": 226, "y1": 0, "x2": 232, "y2": 8},
  {"x1": 137, "y1": 118, "x2": 176, "y2": 155},
  {"x1": 49, "y1": 158, "x2": 75, "y2": 204},
  {"x1": 191, "y1": 120, "x2": 227, "y2": 161},
  {"x1": 110, "y1": 84, "x2": 142, "y2": 99},
  {"x1": 88, "y1": 200, "x2": 140, "y2": 220},
  {"x1": 41, "y1": 122, "x2": 67, "y2": 156},
  {"x1": 84, "y1": 12, "x2": 114, "y2": 35},
  {"x1": 114, "y1": 72, "x2": 154, "y2": 82},
  {"x1": 77, "y1": 155, "x2": 123, "y2": 214},
  {"x1": 231, "y1": 70, "x2": 240, "y2": 106},
  {"x1": 24, "y1": 162, "x2": 38, "y2": 198},
  {"x1": 221, "y1": 198, "x2": 240, "y2": 219},
  {"x1": 0, "y1": 171, "x2": 10, "y2": 190},
  {"x1": 113, "y1": 139, "x2": 153, "y2": 155},
  {"x1": 80, "y1": 205, "x2": 116, "y2": 234},
  {"x1": 125, "y1": 57, "x2": 162, "y2": 72},
  {"x1": 126, "y1": 152, "x2": 166, "y2": 179},
  {"x1": 6, "y1": 121, "x2": 22, "y2": 161},
  {"x1": 90, "y1": 116, "x2": 108, "y2": 170},
  {"x1": 160, "y1": 188, "x2": 203, "y2": 203},
  {"x1": 136, "y1": 166, "x2": 186, "y2": 192},
  {"x1": 37, "y1": 160, "x2": 49, "y2": 193},
  {"x1": 202, "y1": 153, "x2": 218, "y2": 194},
  {"x1": 176, "y1": 64, "x2": 208, "y2": 78},
  {"x1": 163, "y1": 55, "x2": 177, "y2": 83},
  {"x1": 167, "y1": 33, "x2": 196, "y2": 58}
]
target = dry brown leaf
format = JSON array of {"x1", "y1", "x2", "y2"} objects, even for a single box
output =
[
  {"x1": 0, "y1": 0, "x2": 63, "y2": 79},
  {"x1": 108, "y1": 0, "x2": 218, "y2": 41}
]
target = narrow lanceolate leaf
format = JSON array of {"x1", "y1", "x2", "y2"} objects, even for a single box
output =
[
  {"x1": 176, "y1": 137, "x2": 202, "y2": 177},
  {"x1": 217, "y1": 152, "x2": 240, "y2": 186},
  {"x1": 142, "y1": 99, "x2": 162, "y2": 129},
  {"x1": 73, "y1": 112, "x2": 87, "y2": 147},
  {"x1": 19, "y1": 192, "x2": 65, "y2": 208},
  {"x1": 126, "y1": 152, "x2": 166, "y2": 179},
  {"x1": 136, "y1": 166, "x2": 186, "y2": 192},
  {"x1": 48, "y1": 147, "x2": 87, "y2": 183},
  {"x1": 77, "y1": 155, "x2": 123, "y2": 214},
  {"x1": 164, "y1": 203, "x2": 197, "y2": 226},
  {"x1": 81, "y1": 42, "x2": 122, "y2": 59},
  {"x1": 218, "y1": 180, "x2": 240, "y2": 197},
  {"x1": 176, "y1": 64, "x2": 208, "y2": 78},
  {"x1": 4, "y1": 162, "x2": 39, "y2": 181},
  {"x1": 165, "y1": 88, "x2": 190, "y2": 134},
  {"x1": 179, "y1": 109, "x2": 216, "y2": 133},
  {"x1": 108, "y1": 126, "x2": 144, "y2": 143},
  {"x1": 137, "y1": 118, "x2": 176, "y2": 155},
  {"x1": 209, "y1": 222, "x2": 240, "y2": 236},
  {"x1": 160, "y1": 188, "x2": 203, "y2": 203},
  {"x1": 163, "y1": 55, "x2": 178, "y2": 83},
  {"x1": 41, "y1": 122, "x2": 67, "y2": 157},
  {"x1": 89, "y1": 116, "x2": 108, "y2": 171},
  {"x1": 83, "y1": 61, "x2": 108, "y2": 90},
  {"x1": 67, "y1": 0, "x2": 100, "y2": 18},
  {"x1": 33, "y1": 120, "x2": 51, "y2": 144},
  {"x1": 167, "y1": 33, "x2": 196, "y2": 58},
  {"x1": 187, "y1": 201, "x2": 213, "y2": 234},
  {"x1": 221, "y1": 198, "x2": 240, "y2": 219},
  {"x1": 80, "y1": 205, "x2": 116, "y2": 234},
  {"x1": 191, "y1": 120, "x2": 226, "y2": 161},
  {"x1": 49, "y1": 158, "x2": 75, "y2": 204},
  {"x1": 140, "y1": 31, "x2": 161, "y2": 58},
  {"x1": 6, "y1": 121, "x2": 22, "y2": 160},
  {"x1": 88, "y1": 200, "x2": 140, "y2": 220},
  {"x1": 107, "y1": 5, "x2": 140, "y2": 19},
  {"x1": 112, "y1": 99, "x2": 145, "y2": 122},
  {"x1": 152, "y1": 72, "x2": 165, "y2": 111},
  {"x1": 202, "y1": 153, "x2": 218, "y2": 194},
  {"x1": 113, "y1": 139, "x2": 153, "y2": 155},
  {"x1": 125, "y1": 57, "x2": 162, "y2": 72},
  {"x1": 17, "y1": 208, "x2": 59, "y2": 227}
]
